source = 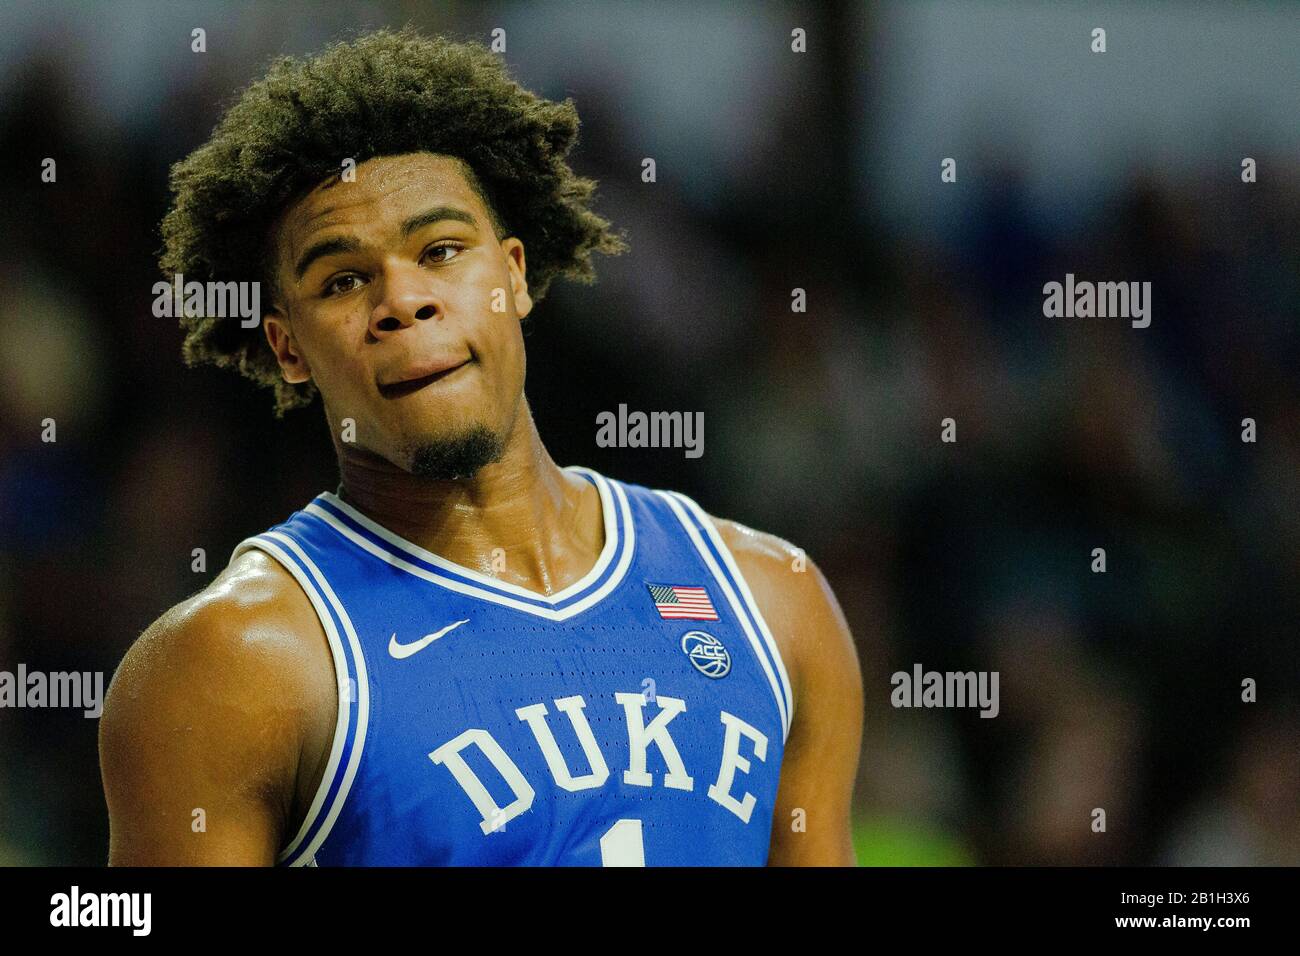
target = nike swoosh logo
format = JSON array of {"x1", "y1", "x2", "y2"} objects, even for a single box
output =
[{"x1": 388, "y1": 619, "x2": 469, "y2": 659}]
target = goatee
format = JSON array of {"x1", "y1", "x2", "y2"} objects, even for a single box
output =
[{"x1": 408, "y1": 425, "x2": 504, "y2": 481}]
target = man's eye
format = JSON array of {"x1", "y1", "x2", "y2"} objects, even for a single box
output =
[
  {"x1": 422, "y1": 243, "x2": 465, "y2": 265},
  {"x1": 325, "y1": 274, "x2": 364, "y2": 297}
]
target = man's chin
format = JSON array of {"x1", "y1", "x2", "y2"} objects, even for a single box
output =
[{"x1": 405, "y1": 424, "x2": 505, "y2": 481}]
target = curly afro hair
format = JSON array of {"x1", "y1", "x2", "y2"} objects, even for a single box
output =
[{"x1": 159, "y1": 27, "x2": 627, "y2": 415}]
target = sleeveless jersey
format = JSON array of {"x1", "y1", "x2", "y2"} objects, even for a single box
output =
[{"x1": 229, "y1": 467, "x2": 794, "y2": 867}]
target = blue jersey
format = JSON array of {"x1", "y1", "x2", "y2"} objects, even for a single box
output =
[{"x1": 230, "y1": 467, "x2": 794, "y2": 866}]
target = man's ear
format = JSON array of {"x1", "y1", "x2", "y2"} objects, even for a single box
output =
[
  {"x1": 501, "y1": 237, "x2": 533, "y2": 320},
  {"x1": 263, "y1": 310, "x2": 312, "y2": 384}
]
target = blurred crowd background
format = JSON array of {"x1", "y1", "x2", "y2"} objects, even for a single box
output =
[{"x1": 0, "y1": 1, "x2": 1296, "y2": 866}]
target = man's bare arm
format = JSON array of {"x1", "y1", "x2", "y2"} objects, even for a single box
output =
[
  {"x1": 716, "y1": 519, "x2": 864, "y2": 866},
  {"x1": 99, "y1": 552, "x2": 335, "y2": 866}
]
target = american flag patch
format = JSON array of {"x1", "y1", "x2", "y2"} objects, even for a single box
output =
[{"x1": 647, "y1": 584, "x2": 719, "y2": 621}]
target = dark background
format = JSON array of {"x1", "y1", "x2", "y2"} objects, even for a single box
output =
[{"x1": 0, "y1": 0, "x2": 1296, "y2": 865}]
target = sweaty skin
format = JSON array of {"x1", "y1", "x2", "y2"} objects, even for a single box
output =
[{"x1": 99, "y1": 153, "x2": 863, "y2": 866}]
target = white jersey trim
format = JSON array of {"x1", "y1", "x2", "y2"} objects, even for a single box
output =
[
  {"x1": 313, "y1": 466, "x2": 618, "y2": 605},
  {"x1": 654, "y1": 490, "x2": 794, "y2": 743},
  {"x1": 306, "y1": 473, "x2": 637, "y2": 622},
  {"x1": 229, "y1": 531, "x2": 371, "y2": 867}
]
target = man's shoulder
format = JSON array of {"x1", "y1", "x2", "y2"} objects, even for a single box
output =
[
  {"x1": 710, "y1": 515, "x2": 805, "y2": 577},
  {"x1": 608, "y1": 473, "x2": 807, "y2": 571},
  {"x1": 132, "y1": 548, "x2": 322, "y2": 669},
  {"x1": 677, "y1": 504, "x2": 846, "y2": 714},
  {"x1": 608, "y1": 471, "x2": 829, "y2": 617},
  {"x1": 100, "y1": 549, "x2": 337, "y2": 863},
  {"x1": 705, "y1": 513, "x2": 834, "y2": 633},
  {"x1": 103, "y1": 548, "x2": 330, "y2": 738}
]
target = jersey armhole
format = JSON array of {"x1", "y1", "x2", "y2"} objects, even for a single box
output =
[
  {"x1": 651, "y1": 490, "x2": 796, "y2": 744},
  {"x1": 229, "y1": 532, "x2": 369, "y2": 867}
]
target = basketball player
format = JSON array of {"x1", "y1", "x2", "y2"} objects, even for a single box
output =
[{"x1": 99, "y1": 29, "x2": 863, "y2": 866}]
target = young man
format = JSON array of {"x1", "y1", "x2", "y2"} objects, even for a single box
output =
[{"x1": 100, "y1": 29, "x2": 863, "y2": 866}]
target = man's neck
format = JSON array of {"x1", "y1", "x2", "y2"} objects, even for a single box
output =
[{"x1": 333, "y1": 406, "x2": 604, "y2": 596}]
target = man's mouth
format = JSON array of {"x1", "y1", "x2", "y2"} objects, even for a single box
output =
[{"x1": 377, "y1": 357, "x2": 472, "y2": 399}]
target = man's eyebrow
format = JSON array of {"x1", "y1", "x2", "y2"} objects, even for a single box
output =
[
  {"x1": 294, "y1": 236, "x2": 362, "y2": 281},
  {"x1": 400, "y1": 205, "x2": 479, "y2": 238}
]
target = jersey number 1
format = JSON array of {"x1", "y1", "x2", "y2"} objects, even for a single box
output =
[{"x1": 599, "y1": 818, "x2": 645, "y2": 866}]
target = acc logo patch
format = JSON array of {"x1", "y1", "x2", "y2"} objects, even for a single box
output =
[{"x1": 680, "y1": 630, "x2": 731, "y2": 679}]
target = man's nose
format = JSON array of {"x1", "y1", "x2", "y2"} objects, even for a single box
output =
[{"x1": 369, "y1": 267, "x2": 442, "y2": 335}]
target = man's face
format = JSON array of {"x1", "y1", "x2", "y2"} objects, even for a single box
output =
[{"x1": 264, "y1": 152, "x2": 532, "y2": 475}]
